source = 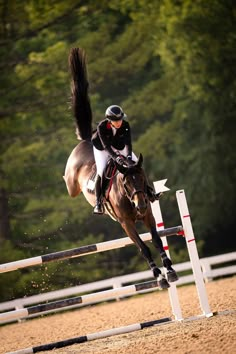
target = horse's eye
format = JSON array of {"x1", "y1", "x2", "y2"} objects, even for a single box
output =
[{"x1": 132, "y1": 176, "x2": 136, "y2": 180}]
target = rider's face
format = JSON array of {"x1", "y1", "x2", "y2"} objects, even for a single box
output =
[{"x1": 111, "y1": 120, "x2": 123, "y2": 129}]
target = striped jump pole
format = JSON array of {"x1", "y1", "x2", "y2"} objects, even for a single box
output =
[
  {"x1": 0, "y1": 226, "x2": 183, "y2": 273},
  {"x1": 0, "y1": 279, "x2": 161, "y2": 323},
  {"x1": 176, "y1": 190, "x2": 213, "y2": 317},
  {"x1": 6, "y1": 317, "x2": 172, "y2": 354}
]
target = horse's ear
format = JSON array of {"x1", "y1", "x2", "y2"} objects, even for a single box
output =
[{"x1": 137, "y1": 153, "x2": 143, "y2": 167}]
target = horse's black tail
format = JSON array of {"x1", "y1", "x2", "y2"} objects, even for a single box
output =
[{"x1": 68, "y1": 47, "x2": 93, "y2": 141}]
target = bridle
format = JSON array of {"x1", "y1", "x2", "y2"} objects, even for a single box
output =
[
  {"x1": 115, "y1": 153, "x2": 147, "y2": 207},
  {"x1": 123, "y1": 173, "x2": 147, "y2": 205}
]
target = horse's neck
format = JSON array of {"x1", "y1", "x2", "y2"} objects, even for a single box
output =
[{"x1": 114, "y1": 173, "x2": 125, "y2": 197}]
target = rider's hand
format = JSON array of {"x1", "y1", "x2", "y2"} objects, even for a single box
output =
[{"x1": 116, "y1": 156, "x2": 125, "y2": 165}]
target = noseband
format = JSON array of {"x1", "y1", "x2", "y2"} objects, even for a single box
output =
[{"x1": 124, "y1": 184, "x2": 145, "y2": 202}]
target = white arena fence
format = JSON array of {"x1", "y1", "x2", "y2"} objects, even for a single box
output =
[
  {"x1": 2, "y1": 184, "x2": 234, "y2": 354},
  {"x1": 0, "y1": 251, "x2": 235, "y2": 325}
]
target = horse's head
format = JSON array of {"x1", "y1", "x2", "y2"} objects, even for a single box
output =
[{"x1": 118, "y1": 154, "x2": 148, "y2": 216}]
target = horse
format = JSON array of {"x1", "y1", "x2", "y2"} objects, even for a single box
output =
[{"x1": 64, "y1": 47, "x2": 178, "y2": 289}]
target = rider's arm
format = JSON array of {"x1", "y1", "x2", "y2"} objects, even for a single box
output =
[
  {"x1": 106, "y1": 145, "x2": 118, "y2": 159},
  {"x1": 97, "y1": 121, "x2": 117, "y2": 159}
]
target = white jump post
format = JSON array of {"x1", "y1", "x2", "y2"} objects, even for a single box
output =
[
  {"x1": 176, "y1": 190, "x2": 213, "y2": 318},
  {"x1": 152, "y1": 180, "x2": 183, "y2": 321}
]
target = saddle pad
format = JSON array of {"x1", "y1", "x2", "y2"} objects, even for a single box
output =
[{"x1": 87, "y1": 169, "x2": 96, "y2": 194}]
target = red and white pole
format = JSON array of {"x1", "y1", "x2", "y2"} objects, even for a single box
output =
[{"x1": 176, "y1": 190, "x2": 212, "y2": 317}]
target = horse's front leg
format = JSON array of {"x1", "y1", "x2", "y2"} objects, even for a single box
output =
[
  {"x1": 120, "y1": 220, "x2": 170, "y2": 289},
  {"x1": 149, "y1": 225, "x2": 178, "y2": 283},
  {"x1": 143, "y1": 211, "x2": 178, "y2": 283}
]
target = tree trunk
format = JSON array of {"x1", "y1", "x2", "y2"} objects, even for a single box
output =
[{"x1": 0, "y1": 188, "x2": 10, "y2": 242}]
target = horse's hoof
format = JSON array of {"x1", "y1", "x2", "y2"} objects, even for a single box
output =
[
  {"x1": 157, "y1": 274, "x2": 170, "y2": 289},
  {"x1": 152, "y1": 266, "x2": 161, "y2": 278},
  {"x1": 167, "y1": 270, "x2": 179, "y2": 283}
]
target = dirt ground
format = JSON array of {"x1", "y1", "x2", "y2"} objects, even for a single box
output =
[{"x1": 1, "y1": 277, "x2": 236, "y2": 354}]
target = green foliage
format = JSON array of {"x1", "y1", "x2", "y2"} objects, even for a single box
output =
[{"x1": 0, "y1": 0, "x2": 235, "y2": 302}]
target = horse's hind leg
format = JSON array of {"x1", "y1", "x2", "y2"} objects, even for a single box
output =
[
  {"x1": 121, "y1": 221, "x2": 169, "y2": 289},
  {"x1": 63, "y1": 174, "x2": 81, "y2": 197},
  {"x1": 63, "y1": 166, "x2": 81, "y2": 197}
]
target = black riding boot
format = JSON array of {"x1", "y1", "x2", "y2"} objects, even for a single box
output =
[
  {"x1": 146, "y1": 185, "x2": 162, "y2": 203},
  {"x1": 94, "y1": 175, "x2": 104, "y2": 214}
]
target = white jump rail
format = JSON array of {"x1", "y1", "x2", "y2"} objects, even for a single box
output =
[
  {"x1": 0, "y1": 279, "x2": 160, "y2": 322},
  {"x1": 6, "y1": 317, "x2": 173, "y2": 354},
  {"x1": 0, "y1": 226, "x2": 183, "y2": 274}
]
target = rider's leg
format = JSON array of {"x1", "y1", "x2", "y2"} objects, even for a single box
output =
[
  {"x1": 93, "y1": 148, "x2": 109, "y2": 214},
  {"x1": 94, "y1": 175, "x2": 103, "y2": 214}
]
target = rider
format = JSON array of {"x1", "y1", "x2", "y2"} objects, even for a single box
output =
[{"x1": 92, "y1": 105, "x2": 159, "y2": 214}]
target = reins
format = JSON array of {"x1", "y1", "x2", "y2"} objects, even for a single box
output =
[
  {"x1": 105, "y1": 158, "x2": 147, "y2": 204},
  {"x1": 105, "y1": 166, "x2": 118, "y2": 199}
]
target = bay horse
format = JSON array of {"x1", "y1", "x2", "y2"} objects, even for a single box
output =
[{"x1": 64, "y1": 48, "x2": 178, "y2": 288}]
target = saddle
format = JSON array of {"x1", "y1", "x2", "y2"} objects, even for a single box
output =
[{"x1": 87, "y1": 158, "x2": 117, "y2": 199}]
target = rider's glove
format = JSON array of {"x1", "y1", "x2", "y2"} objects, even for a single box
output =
[{"x1": 116, "y1": 156, "x2": 125, "y2": 165}]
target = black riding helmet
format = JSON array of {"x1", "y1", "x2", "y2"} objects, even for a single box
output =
[{"x1": 105, "y1": 105, "x2": 127, "y2": 121}]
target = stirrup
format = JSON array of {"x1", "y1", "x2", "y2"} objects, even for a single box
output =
[{"x1": 93, "y1": 203, "x2": 104, "y2": 215}]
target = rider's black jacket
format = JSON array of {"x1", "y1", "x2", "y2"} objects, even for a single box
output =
[{"x1": 92, "y1": 119, "x2": 132, "y2": 158}]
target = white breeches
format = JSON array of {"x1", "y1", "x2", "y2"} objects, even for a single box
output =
[{"x1": 93, "y1": 146, "x2": 138, "y2": 177}]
